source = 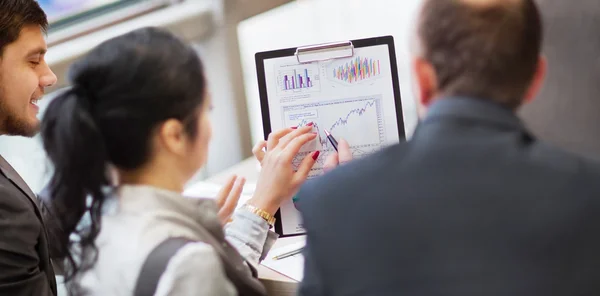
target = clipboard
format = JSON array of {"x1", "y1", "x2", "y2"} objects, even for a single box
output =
[{"x1": 255, "y1": 36, "x2": 405, "y2": 237}]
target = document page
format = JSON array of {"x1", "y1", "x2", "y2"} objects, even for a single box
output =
[{"x1": 262, "y1": 44, "x2": 401, "y2": 235}]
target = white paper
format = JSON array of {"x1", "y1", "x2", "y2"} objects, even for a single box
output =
[
  {"x1": 261, "y1": 240, "x2": 306, "y2": 282},
  {"x1": 262, "y1": 45, "x2": 402, "y2": 235}
]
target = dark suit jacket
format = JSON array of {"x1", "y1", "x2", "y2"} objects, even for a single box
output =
[
  {"x1": 298, "y1": 97, "x2": 600, "y2": 296},
  {"x1": 0, "y1": 155, "x2": 57, "y2": 296}
]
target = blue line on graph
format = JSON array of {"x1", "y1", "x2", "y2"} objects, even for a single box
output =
[
  {"x1": 289, "y1": 98, "x2": 382, "y2": 171},
  {"x1": 296, "y1": 100, "x2": 376, "y2": 134}
]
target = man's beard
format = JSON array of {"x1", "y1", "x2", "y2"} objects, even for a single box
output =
[{"x1": 0, "y1": 91, "x2": 39, "y2": 137}]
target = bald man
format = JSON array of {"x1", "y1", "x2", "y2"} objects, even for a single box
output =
[
  {"x1": 297, "y1": 0, "x2": 600, "y2": 295},
  {"x1": 520, "y1": 0, "x2": 600, "y2": 161}
]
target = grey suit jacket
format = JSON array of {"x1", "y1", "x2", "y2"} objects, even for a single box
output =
[
  {"x1": 299, "y1": 97, "x2": 600, "y2": 296},
  {"x1": 0, "y1": 155, "x2": 57, "y2": 296}
]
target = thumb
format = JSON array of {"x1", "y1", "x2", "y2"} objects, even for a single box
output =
[
  {"x1": 323, "y1": 151, "x2": 339, "y2": 173},
  {"x1": 338, "y1": 138, "x2": 352, "y2": 163},
  {"x1": 294, "y1": 151, "x2": 320, "y2": 185}
]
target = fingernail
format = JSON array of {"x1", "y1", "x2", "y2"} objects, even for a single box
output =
[
  {"x1": 307, "y1": 122, "x2": 314, "y2": 126},
  {"x1": 291, "y1": 126, "x2": 298, "y2": 129},
  {"x1": 312, "y1": 151, "x2": 320, "y2": 160}
]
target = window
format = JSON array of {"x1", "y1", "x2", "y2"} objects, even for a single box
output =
[
  {"x1": 40, "y1": 0, "x2": 122, "y2": 23},
  {"x1": 44, "y1": 0, "x2": 181, "y2": 46},
  {"x1": 41, "y1": 0, "x2": 160, "y2": 27}
]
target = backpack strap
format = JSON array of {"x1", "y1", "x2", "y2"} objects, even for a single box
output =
[{"x1": 134, "y1": 237, "x2": 192, "y2": 296}]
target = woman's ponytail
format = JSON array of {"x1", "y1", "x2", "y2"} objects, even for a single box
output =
[
  {"x1": 41, "y1": 86, "x2": 110, "y2": 283},
  {"x1": 39, "y1": 27, "x2": 209, "y2": 294}
]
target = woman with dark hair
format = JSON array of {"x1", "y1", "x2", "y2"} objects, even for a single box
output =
[{"x1": 41, "y1": 27, "x2": 320, "y2": 296}]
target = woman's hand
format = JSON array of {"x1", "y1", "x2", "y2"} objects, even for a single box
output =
[
  {"x1": 252, "y1": 140, "x2": 267, "y2": 165},
  {"x1": 322, "y1": 138, "x2": 353, "y2": 173},
  {"x1": 255, "y1": 134, "x2": 354, "y2": 173},
  {"x1": 248, "y1": 126, "x2": 319, "y2": 215},
  {"x1": 215, "y1": 175, "x2": 246, "y2": 225}
]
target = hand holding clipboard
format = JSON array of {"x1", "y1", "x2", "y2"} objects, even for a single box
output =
[{"x1": 255, "y1": 36, "x2": 406, "y2": 237}]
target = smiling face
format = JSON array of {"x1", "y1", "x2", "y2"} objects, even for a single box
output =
[{"x1": 0, "y1": 24, "x2": 57, "y2": 137}]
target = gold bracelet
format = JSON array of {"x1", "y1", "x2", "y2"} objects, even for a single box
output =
[{"x1": 243, "y1": 204, "x2": 276, "y2": 228}]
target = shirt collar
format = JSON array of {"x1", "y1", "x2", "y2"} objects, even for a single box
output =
[{"x1": 421, "y1": 96, "x2": 526, "y2": 132}]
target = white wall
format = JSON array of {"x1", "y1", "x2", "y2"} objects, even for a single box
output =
[{"x1": 238, "y1": 0, "x2": 423, "y2": 145}]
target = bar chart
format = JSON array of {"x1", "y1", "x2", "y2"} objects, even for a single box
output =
[
  {"x1": 284, "y1": 68, "x2": 313, "y2": 90},
  {"x1": 330, "y1": 56, "x2": 382, "y2": 84},
  {"x1": 277, "y1": 64, "x2": 321, "y2": 93}
]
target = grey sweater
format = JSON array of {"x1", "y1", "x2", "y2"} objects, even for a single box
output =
[{"x1": 77, "y1": 185, "x2": 278, "y2": 296}]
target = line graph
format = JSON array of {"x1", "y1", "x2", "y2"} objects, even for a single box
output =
[
  {"x1": 295, "y1": 101, "x2": 375, "y2": 132},
  {"x1": 282, "y1": 95, "x2": 386, "y2": 177}
]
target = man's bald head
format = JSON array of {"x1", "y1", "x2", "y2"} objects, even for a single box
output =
[{"x1": 415, "y1": 0, "x2": 543, "y2": 109}]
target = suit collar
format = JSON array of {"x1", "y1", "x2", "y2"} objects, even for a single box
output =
[
  {"x1": 0, "y1": 154, "x2": 37, "y2": 201},
  {"x1": 421, "y1": 96, "x2": 526, "y2": 131},
  {"x1": 0, "y1": 155, "x2": 58, "y2": 294}
]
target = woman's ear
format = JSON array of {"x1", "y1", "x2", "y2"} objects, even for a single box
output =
[{"x1": 157, "y1": 119, "x2": 188, "y2": 157}]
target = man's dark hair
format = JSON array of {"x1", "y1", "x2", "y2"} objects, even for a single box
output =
[
  {"x1": 0, "y1": 0, "x2": 48, "y2": 55},
  {"x1": 417, "y1": 0, "x2": 542, "y2": 109}
]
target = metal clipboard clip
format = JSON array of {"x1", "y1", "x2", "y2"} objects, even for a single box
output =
[{"x1": 295, "y1": 40, "x2": 354, "y2": 64}]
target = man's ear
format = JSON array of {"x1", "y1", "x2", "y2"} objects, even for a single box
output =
[
  {"x1": 523, "y1": 55, "x2": 547, "y2": 104},
  {"x1": 412, "y1": 57, "x2": 438, "y2": 108}
]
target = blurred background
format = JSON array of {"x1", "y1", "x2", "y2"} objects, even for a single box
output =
[
  {"x1": 0, "y1": 0, "x2": 424, "y2": 194},
  {"x1": 0, "y1": 0, "x2": 598, "y2": 197}
]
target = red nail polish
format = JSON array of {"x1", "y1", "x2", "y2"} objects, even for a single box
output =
[
  {"x1": 291, "y1": 126, "x2": 298, "y2": 129},
  {"x1": 307, "y1": 122, "x2": 314, "y2": 126},
  {"x1": 312, "y1": 151, "x2": 320, "y2": 160}
]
